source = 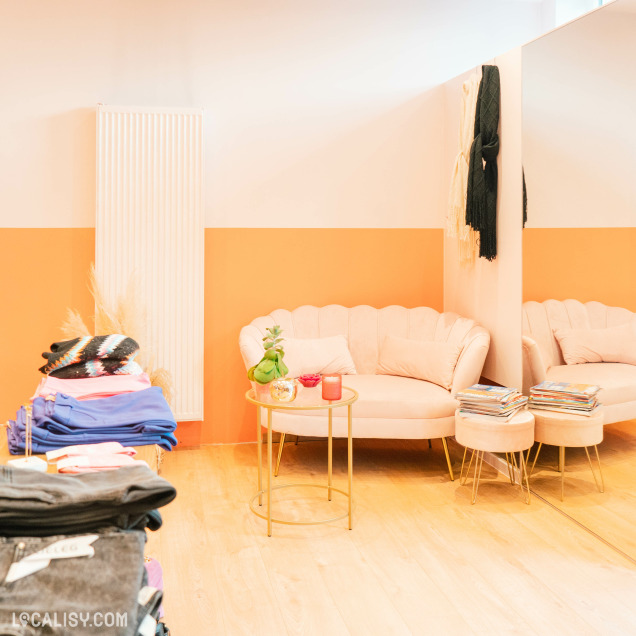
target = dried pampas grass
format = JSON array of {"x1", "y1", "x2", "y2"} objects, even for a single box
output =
[
  {"x1": 148, "y1": 368, "x2": 174, "y2": 406},
  {"x1": 61, "y1": 264, "x2": 174, "y2": 406},
  {"x1": 61, "y1": 309, "x2": 91, "y2": 340}
]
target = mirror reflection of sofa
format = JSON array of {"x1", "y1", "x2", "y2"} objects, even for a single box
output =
[
  {"x1": 240, "y1": 304, "x2": 490, "y2": 480},
  {"x1": 523, "y1": 299, "x2": 636, "y2": 424}
]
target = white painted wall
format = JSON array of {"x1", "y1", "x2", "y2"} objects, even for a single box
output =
[
  {"x1": 0, "y1": 0, "x2": 546, "y2": 228},
  {"x1": 523, "y1": 0, "x2": 636, "y2": 228},
  {"x1": 443, "y1": 49, "x2": 524, "y2": 389}
]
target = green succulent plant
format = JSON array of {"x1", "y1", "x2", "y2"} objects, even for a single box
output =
[{"x1": 247, "y1": 325, "x2": 289, "y2": 385}]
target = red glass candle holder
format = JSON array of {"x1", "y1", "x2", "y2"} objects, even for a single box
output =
[{"x1": 322, "y1": 373, "x2": 342, "y2": 401}]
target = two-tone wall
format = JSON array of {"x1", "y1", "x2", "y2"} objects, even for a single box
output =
[
  {"x1": 522, "y1": 2, "x2": 636, "y2": 313},
  {"x1": 0, "y1": 1, "x2": 546, "y2": 444}
]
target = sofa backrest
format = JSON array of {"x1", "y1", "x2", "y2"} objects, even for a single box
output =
[
  {"x1": 240, "y1": 304, "x2": 484, "y2": 376},
  {"x1": 523, "y1": 299, "x2": 636, "y2": 372}
]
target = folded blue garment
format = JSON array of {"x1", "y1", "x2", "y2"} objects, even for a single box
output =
[
  {"x1": 9, "y1": 434, "x2": 176, "y2": 453},
  {"x1": 36, "y1": 387, "x2": 175, "y2": 428},
  {"x1": 6, "y1": 386, "x2": 178, "y2": 454}
]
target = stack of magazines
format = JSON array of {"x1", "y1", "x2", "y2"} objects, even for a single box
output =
[
  {"x1": 455, "y1": 384, "x2": 528, "y2": 421},
  {"x1": 529, "y1": 381, "x2": 601, "y2": 416}
]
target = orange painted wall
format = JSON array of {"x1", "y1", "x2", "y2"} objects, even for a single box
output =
[
  {"x1": 523, "y1": 228, "x2": 636, "y2": 312},
  {"x1": 203, "y1": 228, "x2": 443, "y2": 444},
  {"x1": 0, "y1": 229, "x2": 96, "y2": 423},
  {"x1": 0, "y1": 227, "x2": 443, "y2": 445}
]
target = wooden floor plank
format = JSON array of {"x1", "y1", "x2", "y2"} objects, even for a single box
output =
[{"x1": 529, "y1": 419, "x2": 636, "y2": 561}]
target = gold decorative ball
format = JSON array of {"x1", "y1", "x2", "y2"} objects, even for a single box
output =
[{"x1": 269, "y1": 377, "x2": 298, "y2": 402}]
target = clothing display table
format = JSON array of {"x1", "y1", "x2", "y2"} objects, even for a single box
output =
[
  {"x1": 246, "y1": 386, "x2": 358, "y2": 537},
  {"x1": 455, "y1": 409, "x2": 535, "y2": 504},
  {"x1": 529, "y1": 408, "x2": 604, "y2": 501}
]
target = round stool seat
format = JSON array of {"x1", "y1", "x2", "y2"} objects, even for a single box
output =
[
  {"x1": 532, "y1": 409, "x2": 604, "y2": 447},
  {"x1": 455, "y1": 410, "x2": 535, "y2": 453}
]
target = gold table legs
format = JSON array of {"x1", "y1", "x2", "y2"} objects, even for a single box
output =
[
  {"x1": 267, "y1": 409, "x2": 273, "y2": 536},
  {"x1": 348, "y1": 404, "x2": 353, "y2": 530},
  {"x1": 328, "y1": 409, "x2": 333, "y2": 501},
  {"x1": 460, "y1": 448, "x2": 531, "y2": 505},
  {"x1": 256, "y1": 407, "x2": 263, "y2": 507},
  {"x1": 529, "y1": 443, "x2": 604, "y2": 501},
  {"x1": 275, "y1": 433, "x2": 286, "y2": 477},
  {"x1": 251, "y1": 403, "x2": 354, "y2": 536}
]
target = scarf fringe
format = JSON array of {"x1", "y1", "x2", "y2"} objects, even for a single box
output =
[{"x1": 479, "y1": 226, "x2": 497, "y2": 261}]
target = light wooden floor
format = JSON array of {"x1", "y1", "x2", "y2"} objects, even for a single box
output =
[
  {"x1": 528, "y1": 419, "x2": 636, "y2": 562},
  {"x1": 147, "y1": 438, "x2": 636, "y2": 635}
]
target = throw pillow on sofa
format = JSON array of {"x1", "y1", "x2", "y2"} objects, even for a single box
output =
[
  {"x1": 376, "y1": 335, "x2": 463, "y2": 390},
  {"x1": 282, "y1": 335, "x2": 357, "y2": 378},
  {"x1": 554, "y1": 323, "x2": 636, "y2": 365}
]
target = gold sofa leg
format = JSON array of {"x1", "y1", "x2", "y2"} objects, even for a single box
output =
[
  {"x1": 441, "y1": 437, "x2": 454, "y2": 481},
  {"x1": 274, "y1": 433, "x2": 286, "y2": 477}
]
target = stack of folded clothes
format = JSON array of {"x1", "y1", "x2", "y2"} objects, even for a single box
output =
[
  {"x1": 7, "y1": 388, "x2": 177, "y2": 454},
  {"x1": 6, "y1": 334, "x2": 177, "y2": 455},
  {"x1": 0, "y1": 464, "x2": 176, "y2": 635}
]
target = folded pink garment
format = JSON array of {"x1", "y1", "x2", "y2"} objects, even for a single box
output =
[
  {"x1": 33, "y1": 373, "x2": 152, "y2": 401},
  {"x1": 46, "y1": 442, "x2": 137, "y2": 462},
  {"x1": 57, "y1": 454, "x2": 149, "y2": 473}
]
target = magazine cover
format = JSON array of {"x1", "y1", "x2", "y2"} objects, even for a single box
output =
[{"x1": 530, "y1": 381, "x2": 600, "y2": 396}]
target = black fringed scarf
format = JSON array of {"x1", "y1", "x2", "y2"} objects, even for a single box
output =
[{"x1": 466, "y1": 65, "x2": 500, "y2": 261}]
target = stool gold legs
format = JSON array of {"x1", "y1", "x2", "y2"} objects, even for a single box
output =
[
  {"x1": 529, "y1": 442, "x2": 543, "y2": 477},
  {"x1": 441, "y1": 437, "x2": 454, "y2": 481},
  {"x1": 460, "y1": 448, "x2": 530, "y2": 504},
  {"x1": 584, "y1": 445, "x2": 605, "y2": 494},
  {"x1": 471, "y1": 451, "x2": 485, "y2": 504},
  {"x1": 509, "y1": 451, "x2": 531, "y2": 504},
  {"x1": 531, "y1": 443, "x2": 604, "y2": 499},
  {"x1": 460, "y1": 447, "x2": 473, "y2": 486},
  {"x1": 505, "y1": 452, "x2": 515, "y2": 484},
  {"x1": 459, "y1": 448, "x2": 484, "y2": 504}
]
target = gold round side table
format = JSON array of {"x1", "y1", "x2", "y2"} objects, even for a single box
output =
[{"x1": 245, "y1": 386, "x2": 358, "y2": 537}]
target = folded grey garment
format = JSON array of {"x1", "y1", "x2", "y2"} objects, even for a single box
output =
[
  {"x1": 0, "y1": 465, "x2": 176, "y2": 537},
  {"x1": 0, "y1": 531, "x2": 147, "y2": 636}
]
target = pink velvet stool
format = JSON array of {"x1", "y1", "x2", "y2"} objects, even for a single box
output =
[
  {"x1": 455, "y1": 410, "x2": 535, "y2": 504},
  {"x1": 529, "y1": 409, "x2": 604, "y2": 501}
]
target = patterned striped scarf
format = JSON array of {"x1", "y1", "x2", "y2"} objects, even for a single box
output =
[{"x1": 39, "y1": 335, "x2": 142, "y2": 378}]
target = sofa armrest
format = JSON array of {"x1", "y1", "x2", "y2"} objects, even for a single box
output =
[
  {"x1": 522, "y1": 335, "x2": 547, "y2": 395},
  {"x1": 451, "y1": 329, "x2": 490, "y2": 395}
]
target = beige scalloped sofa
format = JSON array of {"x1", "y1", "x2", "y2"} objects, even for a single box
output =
[
  {"x1": 239, "y1": 305, "x2": 490, "y2": 479},
  {"x1": 523, "y1": 299, "x2": 636, "y2": 425}
]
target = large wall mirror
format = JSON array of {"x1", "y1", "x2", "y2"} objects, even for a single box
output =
[{"x1": 522, "y1": 0, "x2": 636, "y2": 561}]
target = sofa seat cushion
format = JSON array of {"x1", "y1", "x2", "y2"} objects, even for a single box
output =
[
  {"x1": 546, "y1": 363, "x2": 636, "y2": 406},
  {"x1": 292, "y1": 374, "x2": 458, "y2": 420}
]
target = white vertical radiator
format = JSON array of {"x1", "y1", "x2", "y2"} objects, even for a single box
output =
[{"x1": 96, "y1": 105, "x2": 204, "y2": 421}]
